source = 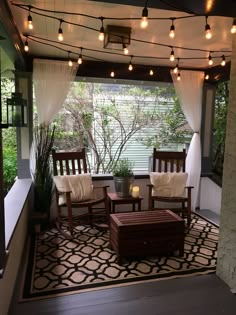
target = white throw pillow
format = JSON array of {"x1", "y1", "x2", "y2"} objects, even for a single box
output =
[
  {"x1": 150, "y1": 172, "x2": 188, "y2": 197},
  {"x1": 53, "y1": 174, "x2": 94, "y2": 205}
]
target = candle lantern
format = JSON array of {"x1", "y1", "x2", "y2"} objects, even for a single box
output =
[
  {"x1": 7, "y1": 92, "x2": 28, "y2": 127},
  {"x1": 132, "y1": 186, "x2": 140, "y2": 198}
]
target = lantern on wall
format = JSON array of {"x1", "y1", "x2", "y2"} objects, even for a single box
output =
[{"x1": 6, "y1": 92, "x2": 28, "y2": 127}]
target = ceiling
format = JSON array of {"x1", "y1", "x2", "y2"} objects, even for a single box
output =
[{"x1": 3, "y1": 0, "x2": 236, "y2": 81}]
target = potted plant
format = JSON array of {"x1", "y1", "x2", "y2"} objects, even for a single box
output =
[
  {"x1": 32, "y1": 124, "x2": 55, "y2": 229},
  {"x1": 112, "y1": 158, "x2": 134, "y2": 197}
]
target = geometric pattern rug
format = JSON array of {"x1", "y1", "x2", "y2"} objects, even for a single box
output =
[{"x1": 20, "y1": 213, "x2": 218, "y2": 301}]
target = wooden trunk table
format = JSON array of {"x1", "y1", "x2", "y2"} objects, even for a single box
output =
[{"x1": 110, "y1": 210, "x2": 185, "y2": 264}]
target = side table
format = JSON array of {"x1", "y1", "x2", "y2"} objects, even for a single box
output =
[{"x1": 107, "y1": 192, "x2": 143, "y2": 213}]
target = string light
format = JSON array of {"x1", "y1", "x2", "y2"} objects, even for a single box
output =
[
  {"x1": 205, "y1": 16, "x2": 212, "y2": 39},
  {"x1": 231, "y1": 18, "x2": 236, "y2": 34},
  {"x1": 221, "y1": 55, "x2": 226, "y2": 66},
  {"x1": 27, "y1": 6, "x2": 33, "y2": 30},
  {"x1": 98, "y1": 17, "x2": 105, "y2": 41},
  {"x1": 68, "y1": 51, "x2": 73, "y2": 66},
  {"x1": 78, "y1": 48, "x2": 83, "y2": 64},
  {"x1": 140, "y1": 4, "x2": 148, "y2": 29},
  {"x1": 123, "y1": 43, "x2": 129, "y2": 55},
  {"x1": 24, "y1": 37, "x2": 29, "y2": 52},
  {"x1": 205, "y1": 72, "x2": 209, "y2": 80},
  {"x1": 149, "y1": 69, "x2": 154, "y2": 76},
  {"x1": 177, "y1": 72, "x2": 181, "y2": 81},
  {"x1": 173, "y1": 58, "x2": 179, "y2": 73},
  {"x1": 170, "y1": 48, "x2": 175, "y2": 62},
  {"x1": 128, "y1": 56, "x2": 133, "y2": 71},
  {"x1": 169, "y1": 18, "x2": 175, "y2": 39},
  {"x1": 110, "y1": 70, "x2": 115, "y2": 77},
  {"x1": 208, "y1": 53, "x2": 213, "y2": 65},
  {"x1": 58, "y1": 20, "x2": 64, "y2": 41}
]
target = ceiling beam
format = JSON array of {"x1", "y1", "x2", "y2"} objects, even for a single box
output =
[
  {"x1": 90, "y1": 0, "x2": 236, "y2": 17},
  {"x1": 0, "y1": 0, "x2": 25, "y2": 70}
]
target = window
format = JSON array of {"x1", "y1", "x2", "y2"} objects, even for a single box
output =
[{"x1": 53, "y1": 80, "x2": 191, "y2": 174}]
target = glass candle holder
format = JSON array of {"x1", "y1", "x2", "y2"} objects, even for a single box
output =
[{"x1": 132, "y1": 186, "x2": 140, "y2": 198}]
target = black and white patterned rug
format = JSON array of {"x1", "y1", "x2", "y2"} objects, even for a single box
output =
[{"x1": 21, "y1": 213, "x2": 218, "y2": 301}]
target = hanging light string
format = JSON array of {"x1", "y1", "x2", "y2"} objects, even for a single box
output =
[
  {"x1": 11, "y1": 2, "x2": 235, "y2": 48},
  {"x1": 26, "y1": 34, "x2": 231, "y2": 65},
  {"x1": 12, "y1": 2, "x2": 197, "y2": 22},
  {"x1": 13, "y1": 3, "x2": 231, "y2": 56}
]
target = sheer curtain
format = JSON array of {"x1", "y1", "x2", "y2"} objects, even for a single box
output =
[
  {"x1": 171, "y1": 70, "x2": 205, "y2": 210},
  {"x1": 31, "y1": 59, "x2": 78, "y2": 174},
  {"x1": 33, "y1": 59, "x2": 78, "y2": 125}
]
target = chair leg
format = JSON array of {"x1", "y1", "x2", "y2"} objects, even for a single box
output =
[{"x1": 88, "y1": 206, "x2": 92, "y2": 225}]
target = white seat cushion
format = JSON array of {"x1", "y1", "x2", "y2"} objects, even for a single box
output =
[
  {"x1": 150, "y1": 172, "x2": 188, "y2": 198},
  {"x1": 53, "y1": 174, "x2": 94, "y2": 205}
]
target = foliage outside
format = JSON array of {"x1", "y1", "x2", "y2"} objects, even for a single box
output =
[
  {"x1": 1, "y1": 78, "x2": 17, "y2": 195},
  {"x1": 32, "y1": 125, "x2": 55, "y2": 216},
  {"x1": 54, "y1": 82, "x2": 190, "y2": 174},
  {"x1": 212, "y1": 81, "x2": 229, "y2": 178}
]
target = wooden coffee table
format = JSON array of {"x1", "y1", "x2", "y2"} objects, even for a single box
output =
[
  {"x1": 107, "y1": 192, "x2": 143, "y2": 213},
  {"x1": 110, "y1": 210, "x2": 185, "y2": 264}
]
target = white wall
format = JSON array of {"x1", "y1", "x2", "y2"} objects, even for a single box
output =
[
  {"x1": 51, "y1": 176, "x2": 222, "y2": 219},
  {"x1": 199, "y1": 177, "x2": 222, "y2": 215},
  {"x1": 0, "y1": 180, "x2": 31, "y2": 315}
]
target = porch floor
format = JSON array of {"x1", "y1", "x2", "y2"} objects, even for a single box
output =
[{"x1": 10, "y1": 210, "x2": 235, "y2": 315}]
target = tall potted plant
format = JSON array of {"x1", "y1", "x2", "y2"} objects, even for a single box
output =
[
  {"x1": 32, "y1": 124, "x2": 55, "y2": 227},
  {"x1": 112, "y1": 158, "x2": 134, "y2": 197}
]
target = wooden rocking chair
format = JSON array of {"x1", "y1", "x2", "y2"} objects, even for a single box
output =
[
  {"x1": 52, "y1": 149, "x2": 109, "y2": 239},
  {"x1": 147, "y1": 148, "x2": 193, "y2": 227}
]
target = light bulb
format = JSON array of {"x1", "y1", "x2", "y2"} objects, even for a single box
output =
[
  {"x1": 205, "y1": 26, "x2": 212, "y2": 39},
  {"x1": 110, "y1": 71, "x2": 115, "y2": 77},
  {"x1": 205, "y1": 73, "x2": 209, "y2": 80},
  {"x1": 128, "y1": 63, "x2": 133, "y2": 71},
  {"x1": 78, "y1": 55, "x2": 82, "y2": 64},
  {"x1": 177, "y1": 72, "x2": 181, "y2": 81},
  {"x1": 141, "y1": 17, "x2": 148, "y2": 29},
  {"x1": 140, "y1": 6, "x2": 148, "y2": 29},
  {"x1": 169, "y1": 24, "x2": 175, "y2": 39},
  {"x1": 58, "y1": 28, "x2": 63, "y2": 41},
  {"x1": 99, "y1": 27, "x2": 104, "y2": 41},
  {"x1": 24, "y1": 40, "x2": 29, "y2": 52},
  {"x1": 205, "y1": 17, "x2": 212, "y2": 39},
  {"x1": 123, "y1": 44, "x2": 129, "y2": 55},
  {"x1": 173, "y1": 65, "x2": 178, "y2": 74},
  {"x1": 221, "y1": 55, "x2": 226, "y2": 66},
  {"x1": 68, "y1": 60, "x2": 73, "y2": 67},
  {"x1": 170, "y1": 49, "x2": 175, "y2": 62},
  {"x1": 149, "y1": 69, "x2": 154, "y2": 76},
  {"x1": 28, "y1": 14, "x2": 33, "y2": 30},
  {"x1": 231, "y1": 19, "x2": 236, "y2": 34},
  {"x1": 208, "y1": 55, "x2": 213, "y2": 66}
]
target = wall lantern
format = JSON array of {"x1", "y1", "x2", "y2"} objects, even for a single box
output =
[{"x1": 6, "y1": 92, "x2": 28, "y2": 127}]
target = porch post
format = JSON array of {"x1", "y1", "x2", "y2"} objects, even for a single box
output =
[
  {"x1": 0, "y1": 127, "x2": 6, "y2": 276},
  {"x1": 201, "y1": 83, "x2": 216, "y2": 174},
  {"x1": 216, "y1": 33, "x2": 236, "y2": 292},
  {"x1": 15, "y1": 71, "x2": 33, "y2": 178}
]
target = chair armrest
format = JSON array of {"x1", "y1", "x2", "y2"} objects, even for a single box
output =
[
  {"x1": 56, "y1": 188, "x2": 72, "y2": 194},
  {"x1": 147, "y1": 184, "x2": 154, "y2": 188},
  {"x1": 94, "y1": 185, "x2": 110, "y2": 190},
  {"x1": 184, "y1": 186, "x2": 194, "y2": 190}
]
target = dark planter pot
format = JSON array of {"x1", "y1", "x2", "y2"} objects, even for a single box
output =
[{"x1": 114, "y1": 176, "x2": 134, "y2": 197}]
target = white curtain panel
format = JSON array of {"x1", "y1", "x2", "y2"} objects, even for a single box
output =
[
  {"x1": 33, "y1": 59, "x2": 78, "y2": 125},
  {"x1": 171, "y1": 70, "x2": 205, "y2": 210}
]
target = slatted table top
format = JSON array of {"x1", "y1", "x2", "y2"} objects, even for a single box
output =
[{"x1": 110, "y1": 209, "x2": 184, "y2": 227}]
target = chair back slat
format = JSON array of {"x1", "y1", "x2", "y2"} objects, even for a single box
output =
[
  {"x1": 152, "y1": 148, "x2": 186, "y2": 173},
  {"x1": 52, "y1": 149, "x2": 88, "y2": 176}
]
